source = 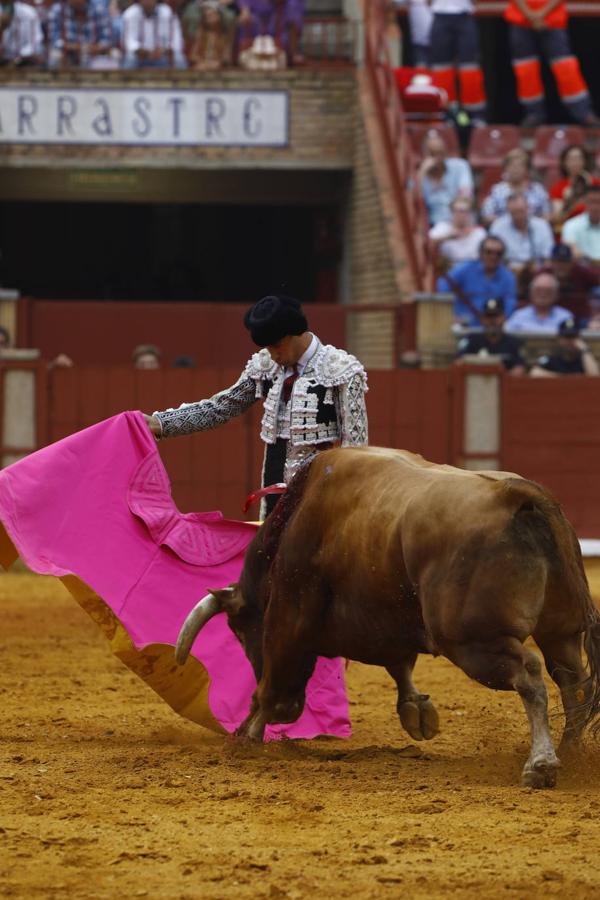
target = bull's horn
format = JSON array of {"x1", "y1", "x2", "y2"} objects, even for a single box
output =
[{"x1": 175, "y1": 591, "x2": 228, "y2": 665}]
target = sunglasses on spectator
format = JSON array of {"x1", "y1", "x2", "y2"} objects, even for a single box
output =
[{"x1": 482, "y1": 247, "x2": 503, "y2": 256}]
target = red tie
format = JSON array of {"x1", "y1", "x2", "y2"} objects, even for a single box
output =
[{"x1": 281, "y1": 365, "x2": 299, "y2": 404}]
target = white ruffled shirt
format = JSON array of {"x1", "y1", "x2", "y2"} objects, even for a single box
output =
[{"x1": 277, "y1": 333, "x2": 319, "y2": 439}]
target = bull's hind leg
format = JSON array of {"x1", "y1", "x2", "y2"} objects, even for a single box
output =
[
  {"x1": 386, "y1": 656, "x2": 439, "y2": 741},
  {"x1": 535, "y1": 632, "x2": 591, "y2": 749},
  {"x1": 515, "y1": 648, "x2": 560, "y2": 788},
  {"x1": 448, "y1": 638, "x2": 559, "y2": 788}
]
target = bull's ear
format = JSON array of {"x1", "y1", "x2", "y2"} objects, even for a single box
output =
[{"x1": 207, "y1": 584, "x2": 246, "y2": 616}]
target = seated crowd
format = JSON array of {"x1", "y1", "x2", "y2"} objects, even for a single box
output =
[
  {"x1": 416, "y1": 126, "x2": 600, "y2": 376},
  {"x1": 0, "y1": 0, "x2": 305, "y2": 69}
]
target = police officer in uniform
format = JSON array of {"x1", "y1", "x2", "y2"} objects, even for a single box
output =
[
  {"x1": 530, "y1": 318, "x2": 600, "y2": 378},
  {"x1": 456, "y1": 297, "x2": 527, "y2": 375}
]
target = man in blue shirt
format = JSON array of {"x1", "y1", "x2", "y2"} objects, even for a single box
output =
[
  {"x1": 437, "y1": 235, "x2": 517, "y2": 326},
  {"x1": 505, "y1": 271, "x2": 571, "y2": 334},
  {"x1": 48, "y1": 0, "x2": 112, "y2": 67}
]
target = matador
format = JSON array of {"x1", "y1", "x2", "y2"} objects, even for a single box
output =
[{"x1": 146, "y1": 295, "x2": 369, "y2": 516}]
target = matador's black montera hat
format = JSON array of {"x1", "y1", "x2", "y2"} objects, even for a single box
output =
[{"x1": 244, "y1": 295, "x2": 308, "y2": 347}]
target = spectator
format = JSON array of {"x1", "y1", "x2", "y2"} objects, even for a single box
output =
[
  {"x1": 238, "y1": 0, "x2": 304, "y2": 66},
  {"x1": 172, "y1": 354, "x2": 196, "y2": 367},
  {"x1": 187, "y1": 0, "x2": 230, "y2": 68},
  {"x1": 481, "y1": 148, "x2": 550, "y2": 225},
  {"x1": 48, "y1": 0, "x2": 113, "y2": 68},
  {"x1": 489, "y1": 194, "x2": 554, "y2": 272},
  {"x1": 429, "y1": 197, "x2": 486, "y2": 266},
  {"x1": 437, "y1": 235, "x2": 517, "y2": 327},
  {"x1": 133, "y1": 343, "x2": 162, "y2": 368},
  {"x1": 456, "y1": 297, "x2": 527, "y2": 375},
  {"x1": 0, "y1": 0, "x2": 43, "y2": 65},
  {"x1": 530, "y1": 318, "x2": 599, "y2": 377},
  {"x1": 505, "y1": 272, "x2": 571, "y2": 334},
  {"x1": 0, "y1": 325, "x2": 73, "y2": 367},
  {"x1": 561, "y1": 185, "x2": 600, "y2": 266},
  {"x1": 108, "y1": 0, "x2": 129, "y2": 48},
  {"x1": 183, "y1": 0, "x2": 235, "y2": 62},
  {"x1": 549, "y1": 145, "x2": 600, "y2": 231},
  {"x1": 586, "y1": 288, "x2": 600, "y2": 332},
  {"x1": 428, "y1": 0, "x2": 487, "y2": 123},
  {"x1": 418, "y1": 131, "x2": 474, "y2": 226},
  {"x1": 48, "y1": 353, "x2": 75, "y2": 370},
  {"x1": 535, "y1": 242, "x2": 599, "y2": 325},
  {"x1": 391, "y1": 0, "x2": 432, "y2": 67},
  {"x1": 122, "y1": 0, "x2": 186, "y2": 68},
  {"x1": 238, "y1": 31, "x2": 286, "y2": 68},
  {"x1": 504, "y1": 0, "x2": 598, "y2": 127}
]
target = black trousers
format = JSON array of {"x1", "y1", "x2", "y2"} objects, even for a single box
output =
[{"x1": 263, "y1": 438, "x2": 288, "y2": 516}]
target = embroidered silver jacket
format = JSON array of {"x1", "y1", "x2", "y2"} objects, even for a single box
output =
[{"x1": 154, "y1": 340, "x2": 369, "y2": 480}]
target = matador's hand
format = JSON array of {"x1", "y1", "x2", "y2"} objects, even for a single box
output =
[{"x1": 143, "y1": 413, "x2": 162, "y2": 438}]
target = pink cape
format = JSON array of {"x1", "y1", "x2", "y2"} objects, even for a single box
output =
[{"x1": 0, "y1": 411, "x2": 350, "y2": 741}]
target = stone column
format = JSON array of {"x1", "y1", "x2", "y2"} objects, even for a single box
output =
[
  {"x1": 413, "y1": 292, "x2": 455, "y2": 368},
  {"x1": 458, "y1": 358, "x2": 503, "y2": 471},
  {"x1": 0, "y1": 289, "x2": 20, "y2": 345},
  {"x1": 1, "y1": 351, "x2": 42, "y2": 468}
]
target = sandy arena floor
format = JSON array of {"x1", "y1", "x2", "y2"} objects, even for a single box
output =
[{"x1": 2, "y1": 569, "x2": 600, "y2": 899}]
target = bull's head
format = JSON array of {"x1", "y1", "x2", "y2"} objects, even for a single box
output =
[{"x1": 175, "y1": 582, "x2": 265, "y2": 681}]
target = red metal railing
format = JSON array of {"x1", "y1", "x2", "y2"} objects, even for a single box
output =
[
  {"x1": 301, "y1": 17, "x2": 357, "y2": 66},
  {"x1": 362, "y1": 0, "x2": 429, "y2": 292}
]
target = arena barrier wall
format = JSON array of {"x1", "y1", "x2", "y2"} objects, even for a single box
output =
[{"x1": 0, "y1": 362, "x2": 598, "y2": 534}]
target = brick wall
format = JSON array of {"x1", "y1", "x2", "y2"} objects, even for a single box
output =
[{"x1": 346, "y1": 73, "x2": 413, "y2": 368}]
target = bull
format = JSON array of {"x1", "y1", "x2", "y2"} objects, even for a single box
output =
[{"x1": 175, "y1": 447, "x2": 600, "y2": 788}]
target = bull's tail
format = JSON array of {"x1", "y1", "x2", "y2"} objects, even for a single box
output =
[
  {"x1": 583, "y1": 617, "x2": 600, "y2": 735},
  {"x1": 500, "y1": 477, "x2": 600, "y2": 733}
]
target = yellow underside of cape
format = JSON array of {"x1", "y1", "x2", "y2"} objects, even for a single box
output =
[{"x1": 0, "y1": 522, "x2": 224, "y2": 735}]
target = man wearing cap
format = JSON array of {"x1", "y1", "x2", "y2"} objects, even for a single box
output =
[
  {"x1": 530, "y1": 318, "x2": 599, "y2": 377},
  {"x1": 144, "y1": 295, "x2": 368, "y2": 516},
  {"x1": 455, "y1": 298, "x2": 526, "y2": 375},
  {"x1": 537, "y1": 242, "x2": 599, "y2": 326}
]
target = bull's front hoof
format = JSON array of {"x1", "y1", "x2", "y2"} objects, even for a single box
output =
[
  {"x1": 398, "y1": 696, "x2": 439, "y2": 741},
  {"x1": 521, "y1": 758, "x2": 560, "y2": 789},
  {"x1": 235, "y1": 713, "x2": 265, "y2": 742}
]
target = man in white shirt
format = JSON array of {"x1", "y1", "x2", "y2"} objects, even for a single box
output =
[
  {"x1": 418, "y1": 131, "x2": 474, "y2": 225},
  {"x1": 562, "y1": 186, "x2": 600, "y2": 266},
  {"x1": 122, "y1": 0, "x2": 186, "y2": 68},
  {"x1": 505, "y1": 272, "x2": 572, "y2": 334},
  {"x1": 489, "y1": 193, "x2": 554, "y2": 271},
  {"x1": 0, "y1": 0, "x2": 43, "y2": 65},
  {"x1": 429, "y1": 196, "x2": 486, "y2": 264},
  {"x1": 391, "y1": 0, "x2": 433, "y2": 66},
  {"x1": 429, "y1": 0, "x2": 487, "y2": 122}
]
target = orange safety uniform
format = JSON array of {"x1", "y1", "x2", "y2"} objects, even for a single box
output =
[{"x1": 504, "y1": 0, "x2": 593, "y2": 123}]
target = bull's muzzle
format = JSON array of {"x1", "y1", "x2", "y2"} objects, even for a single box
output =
[{"x1": 174, "y1": 589, "x2": 231, "y2": 665}]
